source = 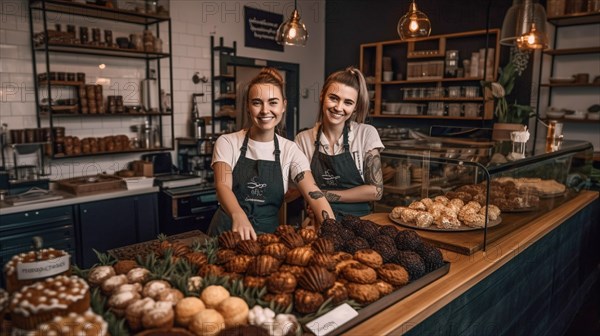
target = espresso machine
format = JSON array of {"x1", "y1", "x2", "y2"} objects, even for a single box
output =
[{"x1": 0, "y1": 125, "x2": 51, "y2": 196}]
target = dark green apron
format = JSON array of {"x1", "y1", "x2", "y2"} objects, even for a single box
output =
[
  {"x1": 311, "y1": 124, "x2": 370, "y2": 219},
  {"x1": 208, "y1": 131, "x2": 284, "y2": 236}
]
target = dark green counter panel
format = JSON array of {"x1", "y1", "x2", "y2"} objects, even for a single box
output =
[{"x1": 406, "y1": 198, "x2": 599, "y2": 336}]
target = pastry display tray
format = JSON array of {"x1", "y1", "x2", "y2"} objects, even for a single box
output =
[
  {"x1": 389, "y1": 214, "x2": 502, "y2": 232},
  {"x1": 366, "y1": 191, "x2": 577, "y2": 255},
  {"x1": 319, "y1": 262, "x2": 450, "y2": 336},
  {"x1": 55, "y1": 174, "x2": 125, "y2": 195}
]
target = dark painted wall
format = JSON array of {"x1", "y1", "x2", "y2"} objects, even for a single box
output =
[{"x1": 324, "y1": 0, "x2": 542, "y2": 129}]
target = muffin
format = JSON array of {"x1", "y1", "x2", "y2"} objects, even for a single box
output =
[
  {"x1": 236, "y1": 240, "x2": 262, "y2": 256},
  {"x1": 185, "y1": 251, "x2": 209, "y2": 267},
  {"x1": 279, "y1": 232, "x2": 305, "y2": 249},
  {"x1": 126, "y1": 267, "x2": 150, "y2": 284},
  {"x1": 294, "y1": 289, "x2": 324, "y2": 314},
  {"x1": 87, "y1": 265, "x2": 116, "y2": 287},
  {"x1": 256, "y1": 233, "x2": 279, "y2": 246},
  {"x1": 108, "y1": 290, "x2": 141, "y2": 317},
  {"x1": 157, "y1": 288, "x2": 185, "y2": 306},
  {"x1": 262, "y1": 243, "x2": 289, "y2": 260},
  {"x1": 101, "y1": 274, "x2": 128, "y2": 295},
  {"x1": 243, "y1": 276, "x2": 267, "y2": 289},
  {"x1": 225, "y1": 255, "x2": 254, "y2": 273},
  {"x1": 311, "y1": 238, "x2": 335, "y2": 254},
  {"x1": 285, "y1": 247, "x2": 314, "y2": 266},
  {"x1": 142, "y1": 280, "x2": 172, "y2": 300},
  {"x1": 246, "y1": 255, "x2": 280, "y2": 277},
  {"x1": 0, "y1": 288, "x2": 9, "y2": 322},
  {"x1": 126, "y1": 297, "x2": 156, "y2": 331},
  {"x1": 216, "y1": 296, "x2": 249, "y2": 328},
  {"x1": 142, "y1": 301, "x2": 175, "y2": 329},
  {"x1": 325, "y1": 281, "x2": 349, "y2": 305},
  {"x1": 262, "y1": 293, "x2": 293, "y2": 309},
  {"x1": 175, "y1": 297, "x2": 205, "y2": 327},
  {"x1": 4, "y1": 248, "x2": 71, "y2": 293},
  {"x1": 200, "y1": 285, "x2": 230, "y2": 309},
  {"x1": 215, "y1": 249, "x2": 237, "y2": 265},
  {"x1": 113, "y1": 259, "x2": 138, "y2": 275},
  {"x1": 10, "y1": 275, "x2": 90, "y2": 330},
  {"x1": 32, "y1": 309, "x2": 108, "y2": 336},
  {"x1": 219, "y1": 231, "x2": 242, "y2": 249},
  {"x1": 188, "y1": 309, "x2": 225, "y2": 336},
  {"x1": 199, "y1": 264, "x2": 225, "y2": 278},
  {"x1": 298, "y1": 266, "x2": 335, "y2": 292},
  {"x1": 266, "y1": 272, "x2": 297, "y2": 294}
]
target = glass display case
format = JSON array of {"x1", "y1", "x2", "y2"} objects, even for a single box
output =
[{"x1": 377, "y1": 135, "x2": 593, "y2": 254}]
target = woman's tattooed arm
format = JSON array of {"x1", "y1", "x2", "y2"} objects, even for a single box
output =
[{"x1": 364, "y1": 149, "x2": 383, "y2": 199}]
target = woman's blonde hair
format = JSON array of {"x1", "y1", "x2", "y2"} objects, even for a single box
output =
[
  {"x1": 241, "y1": 67, "x2": 287, "y2": 134},
  {"x1": 318, "y1": 66, "x2": 370, "y2": 123}
]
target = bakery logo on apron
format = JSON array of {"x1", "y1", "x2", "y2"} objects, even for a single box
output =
[
  {"x1": 245, "y1": 176, "x2": 266, "y2": 203},
  {"x1": 322, "y1": 169, "x2": 340, "y2": 186}
]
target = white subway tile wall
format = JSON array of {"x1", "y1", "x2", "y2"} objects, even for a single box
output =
[{"x1": 0, "y1": 0, "x2": 325, "y2": 179}]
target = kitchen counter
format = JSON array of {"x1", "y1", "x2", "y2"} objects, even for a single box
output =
[
  {"x1": 346, "y1": 190, "x2": 599, "y2": 335},
  {"x1": 0, "y1": 186, "x2": 159, "y2": 215}
]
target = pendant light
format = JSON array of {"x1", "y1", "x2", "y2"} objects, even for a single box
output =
[
  {"x1": 276, "y1": 0, "x2": 308, "y2": 46},
  {"x1": 397, "y1": 0, "x2": 431, "y2": 40},
  {"x1": 500, "y1": 0, "x2": 548, "y2": 50}
]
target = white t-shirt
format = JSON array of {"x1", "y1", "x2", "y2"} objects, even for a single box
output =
[
  {"x1": 295, "y1": 121, "x2": 385, "y2": 180},
  {"x1": 212, "y1": 129, "x2": 310, "y2": 192}
]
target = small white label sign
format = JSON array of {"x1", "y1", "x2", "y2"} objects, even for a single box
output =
[
  {"x1": 305, "y1": 303, "x2": 359, "y2": 336},
  {"x1": 16, "y1": 255, "x2": 70, "y2": 280}
]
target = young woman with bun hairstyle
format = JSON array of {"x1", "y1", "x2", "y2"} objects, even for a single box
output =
[
  {"x1": 208, "y1": 67, "x2": 334, "y2": 240},
  {"x1": 294, "y1": 66, "x2": 384, "y2": 219}
]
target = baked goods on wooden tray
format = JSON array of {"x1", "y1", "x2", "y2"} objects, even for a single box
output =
[
  {"x1": 446, "y1": 181, "x2": 541, "y2": 212},
  {"x1": 390, "y1": 195, "x2": 502, "y2": 231},
  {"x1": 2, "y1": 222, "x2": 449, "y2": 336},
  {"x1": 493, "y1": 177, "x2": 566, "y2": 197}
]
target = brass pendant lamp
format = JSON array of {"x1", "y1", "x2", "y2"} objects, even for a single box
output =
[
  {"x1": 397, "y1": 0, "x2": 431, "y2": 39},
  {"x1": 276, "y1": 0, "x2": 308, "y2": 46},
  {"x1": 500, "y1": 0, "x2": 548, "y2": 50}
]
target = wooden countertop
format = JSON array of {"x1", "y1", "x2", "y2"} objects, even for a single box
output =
[{"x1": 346, "y1": 190, "x2": 599, "y2": 335}]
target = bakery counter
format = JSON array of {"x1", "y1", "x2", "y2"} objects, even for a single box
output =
[
  {"x1": 348, "y1": 190, "x2": 599, "y2": 335},
  {"x1": 0, "y1": 186, "x2": 159, "y2": 215}
]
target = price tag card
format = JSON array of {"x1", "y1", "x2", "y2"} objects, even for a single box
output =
[
  {"x1": 305, "y1": 303, "x2": 358, "y2": 336},
  {"x1": 16, "y1": 255, "x2": 70, "y2": 280}
]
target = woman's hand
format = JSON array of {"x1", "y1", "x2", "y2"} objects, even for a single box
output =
[
  {"x1": 231, "y1": 211, "x2": 257, "y2": 240},
  {"x1": 214, "y1": 161, "x2": 257, "y2": 240}
]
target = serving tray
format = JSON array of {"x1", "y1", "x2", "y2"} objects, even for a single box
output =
[
  {"x1": 389, "y1": 213, "x2": 502, "y2": 232},
  {"x1": 56, "y1": 174, "x2": 125, "y2": 195}
]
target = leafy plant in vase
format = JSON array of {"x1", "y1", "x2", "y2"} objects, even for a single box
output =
[{"x1": 483, "y1": 48, "x2": 534, "y2": 125}]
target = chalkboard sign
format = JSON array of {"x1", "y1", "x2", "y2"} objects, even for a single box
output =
[{"x1": 244, "y1": 6, "x2": 284, "y2": 52}]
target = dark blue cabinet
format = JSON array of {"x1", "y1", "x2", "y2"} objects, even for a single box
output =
[
  {"x1": 77, "y1": 193, "x2": 158, "y2": 268},
  {"x1": 0, "y1": 206, "x2": 75, "y2": 288}
]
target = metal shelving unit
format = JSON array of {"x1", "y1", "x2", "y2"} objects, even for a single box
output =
[{"x1": 28, "y1": 0, "x2": 175, "y2": 159}]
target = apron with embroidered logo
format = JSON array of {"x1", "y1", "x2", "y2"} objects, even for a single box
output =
[
  {"x1": 208, "y1": 131, "x2": 285, "y2": 236},
  {"x1": 311, "y1": 124, "x2": 370, "y2": 219}
]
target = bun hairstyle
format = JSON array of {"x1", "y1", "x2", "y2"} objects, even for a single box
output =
[
  {"x1": 319, "y1": 66, "x2": 370, "y2": 123},
  {"x1": 241, "y1": 67, "x2": 287, "y2": 134}
]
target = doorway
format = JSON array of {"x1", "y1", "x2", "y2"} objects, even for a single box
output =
[{"x1": 219, "y1": 54, "x2": 300, "y2": 140}]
